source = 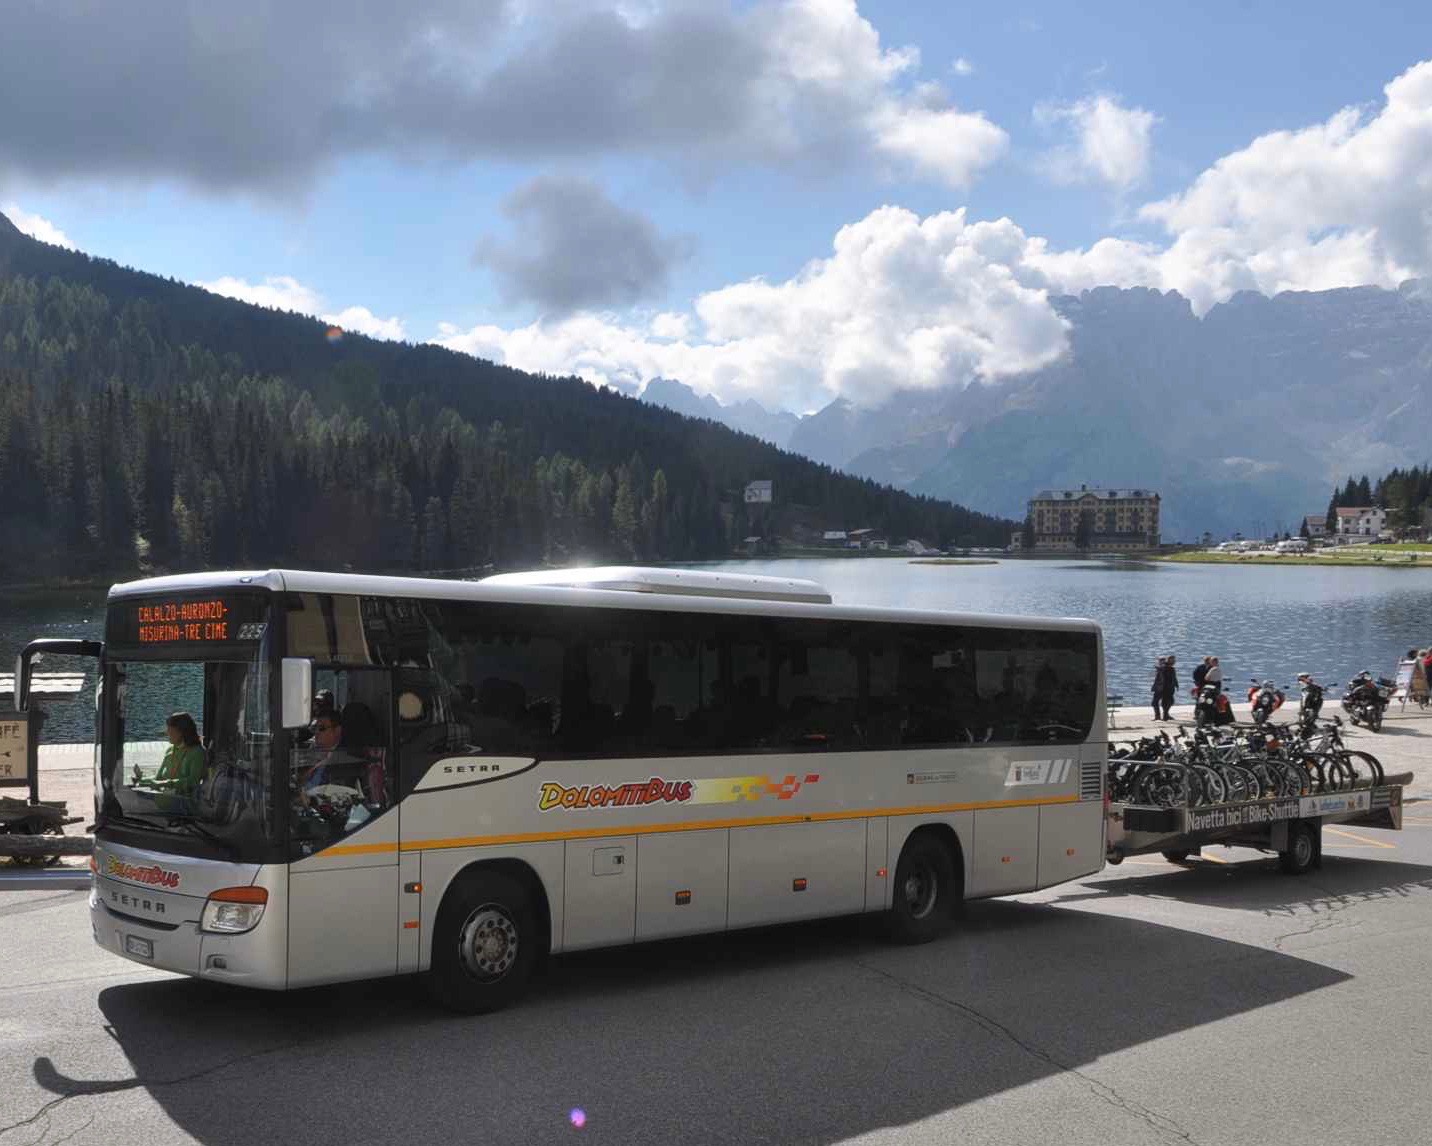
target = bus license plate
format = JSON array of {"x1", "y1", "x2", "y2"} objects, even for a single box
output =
[{"x1": 124, "y1": 934, "x2": 153, "y2": 959}]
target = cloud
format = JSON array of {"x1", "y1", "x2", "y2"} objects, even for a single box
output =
[
  {"x1": 0, "y1": 1, "x2": 1006, "y2": 192},
  {"x1": 474, "y1": 177, "x2": 691, "y2": 313},
  {"x1": 439, "y1": 205, "x2": 1071, "y2": 412},
  {"x1": 323, "y1": 306, "x2": 408, "y2": 341},
  {"x1": 2, "y1": 202, "x2": 75, "y2": 248},
  {"x1": 196, "y1": 275, "x2": 322, "y2": 313},
  {"x1": 197, "y1": 276, "x2": 407, "y2": 340},
  {"x1": 952, "y1": 57, "x2": 974, "y2": 76},
  {"x1": 871, "y1": 96, "x2": 1009, "y2": 188},
  {"x1": 1132, "y1": 59, "x2": 1432, "y2": 312},
  {"x1": 1036, "y1": 94, "x2": 1158, "y2": 190},
  {"x1": 650, "y1": 312, "x2": 692, "y2": 339},
  {"x1": 436, "y1": 58, "x2": 1432, "y2": 411}
]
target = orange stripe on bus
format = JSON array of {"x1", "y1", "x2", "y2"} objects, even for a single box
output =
[{"x1": 320, "y1": 794, "x2": 1083, "y2": 857}]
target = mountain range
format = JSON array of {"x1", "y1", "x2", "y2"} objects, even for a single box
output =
[{"x1": 641, "y1": 283, "x2": 1432, "y2": 540}]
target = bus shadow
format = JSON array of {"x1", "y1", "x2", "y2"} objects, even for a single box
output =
[
  {"x1": 1050, "y1": 855, "x2": 1432, "y2": 918},
  {"x1": 31, "y1": 901, "x2": 1353, "y2": 1145}
]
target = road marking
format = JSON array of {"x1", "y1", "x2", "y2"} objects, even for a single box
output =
[{"x1": 1323, "y1": 826, "x2": 1396, "y2": 849}]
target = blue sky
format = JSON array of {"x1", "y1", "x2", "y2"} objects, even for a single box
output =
[{"x1": 4, "y1": 1, "x2": 1431, "y2": 412}]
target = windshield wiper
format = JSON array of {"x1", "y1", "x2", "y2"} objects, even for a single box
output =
[
  {"x1": 92, "y1": 810, "x2": 164, "y2": 833},
  {"x1": 165, "y1": 817, "x2": 240, "y2": 859}
]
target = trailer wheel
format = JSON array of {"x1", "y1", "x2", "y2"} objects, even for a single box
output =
[
  {"x1": 1279, "y1": 821, "x2": 1319, "y2": 875},
  {"x1": 1161, "y1": 849, "x2": 1193, "y2": 864},
  {"x1": 887, "y1": 834, "x2": 957, "y2": 945},
  {"x1": 426, "y1": 868, "x2": 537, "y2": 1013}
]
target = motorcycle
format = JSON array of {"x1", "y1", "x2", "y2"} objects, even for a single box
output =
[
  {"x1": 1194, "y1": 683, "x2": 1234, "y2": 729},
  {"x1": 1247, "y1": 679, "x2": 1286, "y2": 726},
  {"x1": 1296, "y1": 676, "x2": 1328, "y2": 735},
  {"x1": 1342, "y1": 672, "x2": 1391, "y2": 732}
]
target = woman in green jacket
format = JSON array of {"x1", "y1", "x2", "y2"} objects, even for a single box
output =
[{"x1": 150, "y1": 712, "x2": 206, "y2": 795}]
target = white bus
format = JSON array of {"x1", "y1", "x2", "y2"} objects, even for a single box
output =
[{"x1": 17, "y1": 567, "x2": 1107, "y2": 1012}]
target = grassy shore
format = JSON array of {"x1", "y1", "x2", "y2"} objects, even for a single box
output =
[{"x1": 1156, "y1": 547, "x2": 1432, "y2": 567}]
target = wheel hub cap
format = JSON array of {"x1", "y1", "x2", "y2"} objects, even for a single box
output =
[
  {"x1": 459, "y1": 905, "x2": 518, "y2": 981},
  {"x1": 904, "y1": 868, "x2": 937, "y2": 919}
]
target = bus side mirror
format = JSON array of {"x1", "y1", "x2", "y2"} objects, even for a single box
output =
[
  {"x1": 14, "y1": 638, "x2": 103, "y2": 711},
  {"x1": 281, "y1": 658, "x2": 313, "y2": 729}
]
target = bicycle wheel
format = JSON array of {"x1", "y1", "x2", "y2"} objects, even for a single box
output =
[
  {"x1": 1345, "y1": 750, "x2": 1384, "y2": 786},
  {"x1": 1218, "y1": 765, "x2": 1256, "y2": 803},
  {"x1": 1192, "y1": 765, "x2": 1225, "y2": 805},
  {"x1": 1135, "y1": 765, "x2": 1191, "y2": 808},
  {"x1": 1296, "y1": 754, "x2": 1326, "y2": 792},
  {"x1": 1271, "y1": 761, "x2": 1308, "y2": 797},
  {"x1": 1322, "y1": 754, "x2": 1355, "y2": 791}
]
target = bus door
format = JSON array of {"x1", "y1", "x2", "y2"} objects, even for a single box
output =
[
  {"x1": 286, "y1": 667, "x2": 400, "y2": 987},
  {"x1": 391, "y1": 669, "x2": 486, "y2": 970}
]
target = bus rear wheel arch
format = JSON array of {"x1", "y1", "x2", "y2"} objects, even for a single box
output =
[
  {"x1": 426, "y1": 864, "x2": 544, "y2": 1013},
  {"x1": 887, "y1": 828, "x2": 963, "y2": 945}
]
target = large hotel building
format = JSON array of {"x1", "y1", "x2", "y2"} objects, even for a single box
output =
[{"x1": 1028, "y1": 486, "x2": 1161, "y2": 551}]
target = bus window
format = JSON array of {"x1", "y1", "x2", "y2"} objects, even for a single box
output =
[
  {"x1": 897, "y1": 630, "x2": 982, "y2": 746},
  {"x1": 771, "y1": 621, "x2": 861, "y2": 750},
  {"x1": 290, "y1": 668, "x2": 392, "y2": 857},
  {"x1": 645, "y1": 631, "x2": 718, "y2": 752},
  {"x1": 438, "y1": 605, "x2": 565, "y2": 757},
  {"x1": 970, "y1": 628, "x2": 1096, "y2": 743}
]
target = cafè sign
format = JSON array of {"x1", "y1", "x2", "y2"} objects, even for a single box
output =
[{"x1": 0, "y1": 718, "x2": 28, "y2": 784}]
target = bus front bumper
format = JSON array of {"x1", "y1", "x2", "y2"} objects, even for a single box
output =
[{"x1": 90, "y1": 873, "x2": 289, "y2": 990}]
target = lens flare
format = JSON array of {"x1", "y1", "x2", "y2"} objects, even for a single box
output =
[
  {"x1": 325, "y1": 326, "x2": 344, "y2": 344},
  {"x1": 569, "y1": 1108, "x2": 587, "y2": 1129}
]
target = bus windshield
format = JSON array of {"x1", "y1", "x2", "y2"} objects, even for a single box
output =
[{"x1": 100, "y1": 600, "x2": 279, "y2": 860}]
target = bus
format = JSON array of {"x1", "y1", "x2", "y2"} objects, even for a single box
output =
[{"x1": 16, "y1": 566, "x2": 1107, "y2": 1012}]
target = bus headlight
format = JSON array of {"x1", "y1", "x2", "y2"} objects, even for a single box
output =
[{"x1": 200, "y1": 886, "x2": 268, "y2": 934}]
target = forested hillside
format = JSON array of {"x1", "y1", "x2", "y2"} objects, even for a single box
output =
[{"x1": 0, "y1": 213, "x2": 1010, "y2": 582}]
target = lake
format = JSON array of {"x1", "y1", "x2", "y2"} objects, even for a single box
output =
[{"x1": 5, "y1": 559, "x2": 1432, "y2": 741}]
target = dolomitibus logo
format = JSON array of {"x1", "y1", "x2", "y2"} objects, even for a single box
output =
[
  {"x1": 539, "y1": 777, "x2": 694, "y2": 811},
  {"x1": 105, "y1": 856, "x2": 181, "y2": 889},
  {"x1": 537, "y1": 772, "x2": 822, "y2": 811}
]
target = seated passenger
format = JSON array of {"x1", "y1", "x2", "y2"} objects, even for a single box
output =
[{"x1": 139, "y1": 712, "x2": 206, "y2": 795}]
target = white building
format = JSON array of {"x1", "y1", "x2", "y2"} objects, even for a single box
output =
[{"x1": 1335, "y1": 506, "x2": 1386, "y2": 539}]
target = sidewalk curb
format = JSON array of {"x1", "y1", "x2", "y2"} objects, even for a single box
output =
[{"x1": 0, "y1": 869, "x2": 89, "y2": 891}]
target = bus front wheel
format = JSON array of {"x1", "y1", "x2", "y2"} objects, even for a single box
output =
[
  {"x1": 427, "y1": 869, "x2": 537, "y2": 1013},
  {"x1": 887, "y1": 834, "x2": 957, "y2": 945}
]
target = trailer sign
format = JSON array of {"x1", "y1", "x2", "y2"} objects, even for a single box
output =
[{"x1": 1186, "y1": 799, "x2": 1301, "y2": 833}]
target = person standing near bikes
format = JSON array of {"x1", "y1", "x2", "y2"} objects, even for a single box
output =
[
  {"x1": 1151, "y1": 657, "x2": 1168, "y2": 719},
  {"x1": 1191, "y1": 656, "x2": 1210, "y2": 697},
  {"x1": 1159, "y1": 654, "x2": 1178, "y2": 720}
]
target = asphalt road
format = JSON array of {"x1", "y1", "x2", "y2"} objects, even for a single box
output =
[{"x1": 3, "y1": 713, "x2": 1430, "y2": 1146}]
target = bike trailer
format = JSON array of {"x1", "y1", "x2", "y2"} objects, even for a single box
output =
[{"x1": 1106, "y1": 774, "x2": 1406, "y2": 875}]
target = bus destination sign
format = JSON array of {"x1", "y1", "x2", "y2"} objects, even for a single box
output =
[
  {"x1": 107, "y1": 592, "x2": 268, "y2": 650},
  {"x1": 137, "y1": 599, "x2": 233, "y2": 644},
  {"x1": 119, "y1": 596, "x2": 268, "y2": 647}
]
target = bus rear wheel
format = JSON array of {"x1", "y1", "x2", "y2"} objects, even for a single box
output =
[
  {"x1": 427, "y1": 869, "x2": 537, "y2": 1014},
  {"x1": 887, "y1": 835, "x2": 957, "y2": 945}
]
